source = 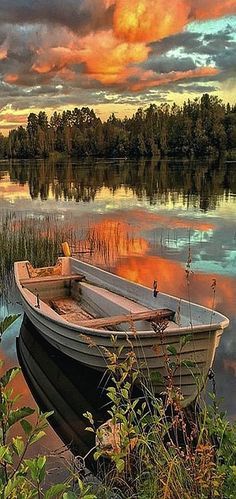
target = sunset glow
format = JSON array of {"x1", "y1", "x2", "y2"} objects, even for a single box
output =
[
  {"x1": 0, "y1": 1, "x2": 235, "y2": 131},
  {"x1": 113, "y1": 0, "x2": 191, "y2": 43}
]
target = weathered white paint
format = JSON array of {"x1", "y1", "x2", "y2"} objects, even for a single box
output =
[{"x1": 14, "y1": 257, "x2": 229, "y2": 406}]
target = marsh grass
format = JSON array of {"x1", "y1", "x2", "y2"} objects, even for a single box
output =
[
  {"x1": 0, "y1": 212, "x2": 83, "y2": 275},
  {"x1": 0, "y1": 213, "x2": 136, "y2": 286},
  {"x1": 81, "y1": 320, "x2": 236, "y2": 499}
]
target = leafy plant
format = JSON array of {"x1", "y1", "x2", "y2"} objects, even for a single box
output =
[
  {"x1": 0, "y1": 315, "x2": 21, "y2": 341},
  {"x1": 87, "y1": 330, "x2": 236, "y2": 499},
  {"x1": 1, "y1": 314, "x2": 236, "y2": 498},
  {"x1": 0, "y1": 315, "x2": 97, "y2": 498}
]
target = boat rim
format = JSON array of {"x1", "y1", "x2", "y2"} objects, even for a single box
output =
[{"x1": 14, "y1": 258, "x2": 230, "y2": 337}]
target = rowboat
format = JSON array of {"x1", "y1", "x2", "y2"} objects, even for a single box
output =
[{"x1": 14, "y1": 257, "x2": 229, "y2": 406}]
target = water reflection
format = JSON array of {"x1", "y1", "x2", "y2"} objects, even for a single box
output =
[
  {"x1": 17, "y1": 318, "x2": 108, "y2": 469},
  {"x1": 0, "y1": 158, "x2": 235, "y2": 210},
  {"x1": 0, "y1": 156, "x2": 236, "y2": 426}
]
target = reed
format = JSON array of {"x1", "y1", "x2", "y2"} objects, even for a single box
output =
[
  {"x1": 0, "y1": 213, "x2": 64, "y2": 281},
  {"x1": 0, "y1": 212, "x2": 137, "y2": 286},
  {"x1": 88, "y1": 334, "x2": 236, "y2": 499}
]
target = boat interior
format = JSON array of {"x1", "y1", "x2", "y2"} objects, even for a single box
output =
[{"x1": 17, "y1": 259, "x2": 176, "y2": 331}]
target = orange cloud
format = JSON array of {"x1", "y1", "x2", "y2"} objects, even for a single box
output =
[
  {"x1": 5, "y1": 0, "x2": 235, "y2": 92},
  {"x1": 113, "y1": 0, "x2": 190, "y2": 43},
  {"x1": 130, "y1": 67, "x2": 219, "y2": 91},
  {"x1": 4, "y1": 74, "x2": 19, "y2": 84},
  {"x1": 30, "y1": 27, "x2": 219, "y2": 90},
  {"x1": 32, "y1": 30, "x2": 149, "y2": 85},
  {"x1": 0, "y1": 46, "x2": 7, "y2": 60},
  {"x1": 193, "y1": 0, "x2": 236, "y2": 20},
  {"x1": 113, "y1": 0, "x2": 236, "y2": 44},
  {"x1": 32, "y1": 46, "x2": 80, "y2": 74},
  {"x1": 79, "y1": 31, "x2": 149, "y2": 84}
]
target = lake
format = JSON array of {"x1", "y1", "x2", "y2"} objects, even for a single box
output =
[{"x1": 0, "y1": 157, "x2": 236, "y2": 457}]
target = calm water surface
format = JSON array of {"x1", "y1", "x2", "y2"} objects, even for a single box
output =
[{"x1": 0, "y1": 157, "x2": 236, "y2": 455}]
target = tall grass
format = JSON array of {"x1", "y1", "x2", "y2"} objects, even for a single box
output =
[
  {"x1": 0, "y1": 212, "x2": 139, "y2": 284},
  {"x1": 0, "y1": 213, "x2": 76, "y2": 279},
  {"x1": 87, "y1": 338, "x2": 236, "y2": 499}
]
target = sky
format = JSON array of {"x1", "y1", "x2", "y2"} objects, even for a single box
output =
[{"x1": 0, "y1": 0, "x2": 236, "y2": 133}]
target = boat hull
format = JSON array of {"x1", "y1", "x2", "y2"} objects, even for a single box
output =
[
  {"x1": 14, "y1": 257, "x2": 229, "y2": 407},
  {"x1": 20, "y1": 295, "x2": 223, "y2": 406},
  {"x1": 17, "y1": 318, "x2": 107, "y2": 469}
]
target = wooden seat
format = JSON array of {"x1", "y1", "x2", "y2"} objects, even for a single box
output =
[
  {"x1": 20, "y1": 274, "x2": 85, "y2": 286},
  {"x1": 78, "y1": 308, "x2": 174, "y2": 329}
]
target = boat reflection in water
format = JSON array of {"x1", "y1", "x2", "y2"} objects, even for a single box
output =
[{"x1": 17, "y1": 317, "x2": 108, "y2": 470}]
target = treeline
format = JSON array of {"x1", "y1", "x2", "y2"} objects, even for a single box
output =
[{"x1": 1, "y1": 94, "x2": 236, "y2": 159}]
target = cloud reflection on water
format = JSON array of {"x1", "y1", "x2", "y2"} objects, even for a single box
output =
[{"x1": 0, "y1": 158, "x2": 235, "y2": 420}]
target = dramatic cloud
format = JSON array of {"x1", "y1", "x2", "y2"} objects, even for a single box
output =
[
  {"x1": 113, "y1": 0, "x2": 190, "y2": 43},
  {"x1": 129, "y1": 67, "x2": 219, "y2": 92},
  {"x1": 0, "y1": 0, "x2": 235, "y2": 128},
  {"x1": 0, "y1": 0, "x2": 114, "y2": 34},
  {"x1": 0, "y1": 0, "x2": 235, "y2": 39},
  {"x1": 143, "y1": 55, "x2": 197, "y2": 73},
  {"x1": 32, "y1": 30, "x2": 150, "y2": 85},
  {"x1": 191, "y1": 0, "x2": 236, "y2": 20},
  {"x1": 113, "y1": 0, "x2": 236, "y2": 44}
]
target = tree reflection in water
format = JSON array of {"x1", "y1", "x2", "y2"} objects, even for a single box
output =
[{"x1": 4, "y1": 158, "x2": 236, "y2": 211}]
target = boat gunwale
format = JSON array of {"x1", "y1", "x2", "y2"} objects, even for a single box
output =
[{"x1": 14, "y1": 259, "x2": 229, "y2": 338}]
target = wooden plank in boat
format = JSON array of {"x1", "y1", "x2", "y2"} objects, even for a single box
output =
[
  {"x1": 78, "y1": 308, "x2": 174, "y2": 328},
  {"x1": 20, "y1": 274, "x2": 85, "y2": 286},
  {"x1": 48, "y1": 298, "x2": 93, "y2": 322}
]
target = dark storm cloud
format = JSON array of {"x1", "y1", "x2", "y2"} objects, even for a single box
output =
[
  {"x1": 149, "y1": 32, "x2": 202, "y2": 56},
  {"x1": 143, "y1": 55, "x2": 196, "y2": 73},
  {"x1": 144, "y1": 25, "x2": 236, "y2": 89},
  {"x1": 165, "y1": 83, "x2": 218, "y2": 93},
  {"x1": 0, "y1": 84, "x2": 117, "y2": 112},
  {"x1": 0, "y1": 0, "x2": 114, "y2": 34},
  {"x1": 214, "y1": 49, "x2": 236, "y2": 70},
  {"x1": 149, "y1": 26, "x2": 236, "y2": 57}
]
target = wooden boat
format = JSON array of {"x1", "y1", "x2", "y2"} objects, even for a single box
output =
[{"x1": 14, "y1": 257, "x2": 229, "y2": 406}]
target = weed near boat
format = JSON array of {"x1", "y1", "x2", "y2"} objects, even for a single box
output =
[
  {"x1": 1, "y1": 313, "x2": 236, "y2": 498},
  {"x1": 86, "y1": 337, "x2": 236, "y2": 499}
]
